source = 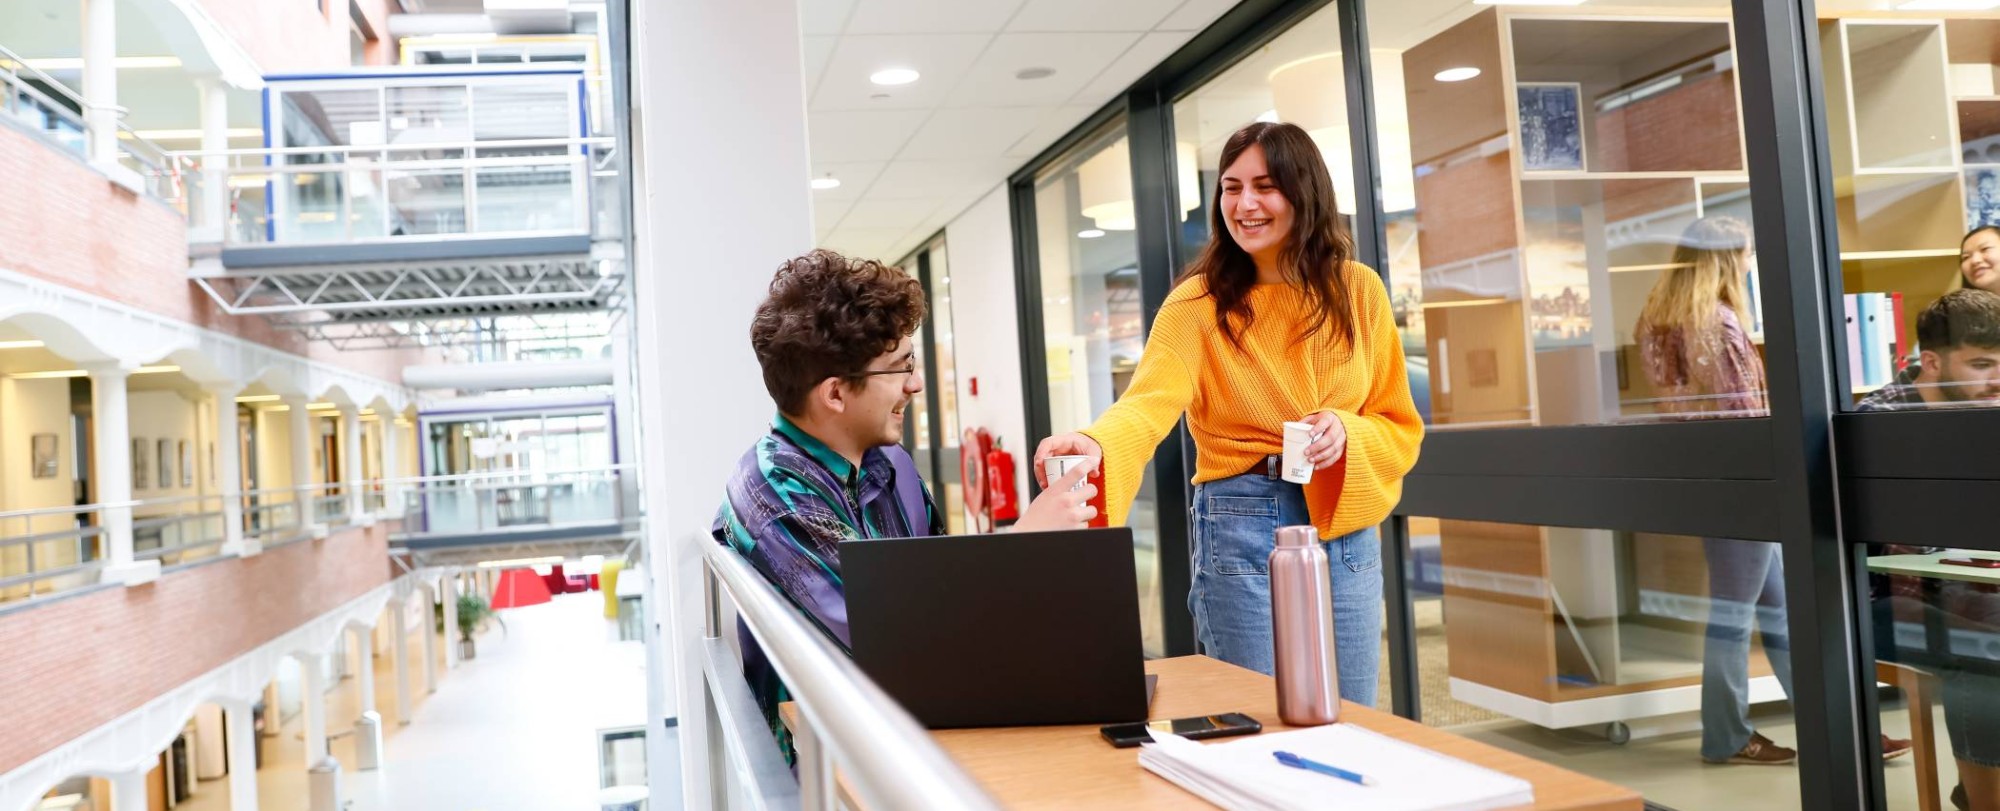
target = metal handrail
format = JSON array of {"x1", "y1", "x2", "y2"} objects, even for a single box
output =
[
  {"x1": 379, "y1": 464, "x2": 635, "y2": 487},
  {"x1": 165, "y1": 136, "x2": 615, "y2": 162},
  {"x1": 702, "y1": 543, "x2": 1001, "y2": 811},
  {"x1": 0, "y1": 43, "x2": 172, "y2": 174}
]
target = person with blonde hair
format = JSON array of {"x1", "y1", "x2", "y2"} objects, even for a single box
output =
[{"x1": 1635, "y1": 216, "x2": 1909, "y2": 766}]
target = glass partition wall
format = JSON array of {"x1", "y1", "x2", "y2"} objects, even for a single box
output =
[{"x1": 1007, "y1": 0, "x2": 2000, "y2": 808}]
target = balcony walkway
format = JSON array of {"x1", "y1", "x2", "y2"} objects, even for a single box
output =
[{"x1": 173, "y1": 592, "x2": 647, "y2": 811}]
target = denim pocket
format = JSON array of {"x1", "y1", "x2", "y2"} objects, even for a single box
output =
[
  {"x1": 1202, "y1": 496, "x2": 1277, "y2": 576},
  {"x1": 1340, "y1": 526, "x2": 1382, "y2": 574}
]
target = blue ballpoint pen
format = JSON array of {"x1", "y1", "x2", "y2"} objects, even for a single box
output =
[{"x1": 1273, "y1": 751, "x2": 1377, "y2": 787}]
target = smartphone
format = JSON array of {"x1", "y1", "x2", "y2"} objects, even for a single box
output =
[
  {"x1": 1940, "y1": 558, "x2": 2000, "y2": 569},
  {"x1": 1100, "y1": 713, "x2": 1262, "y2": 748}
]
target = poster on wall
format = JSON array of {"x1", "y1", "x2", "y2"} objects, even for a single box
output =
[
  {"x1": 180, "y1": 440, "x2": 193, "y2": 488},
  {"x1": 1968, "y1": 166, "x2": 2000, "y2": 230},
  {"x1": 132, "y1": 439, "x2": 149, "y2": 490},
  {"x1": 157, "y1": 439, "x2": 173, "y2": 491},
  {"x1": 1518, "y1": 83, "x2": 1585, "y2": 172},
  {"x1": 31, "y1": 433, "x2": 58, "y2": 479}
]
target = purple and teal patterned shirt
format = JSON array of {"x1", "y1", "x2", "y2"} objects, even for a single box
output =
[{"x1": 712, "y1": 414, "x2": 942, "y2": 757}]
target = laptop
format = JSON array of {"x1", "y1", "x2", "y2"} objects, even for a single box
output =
[{"x1": 842, "y1": 527, "x2": 1150, "y2": 729}]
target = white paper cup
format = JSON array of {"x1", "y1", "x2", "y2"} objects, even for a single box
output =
[
  {"x1": 1043, "y1": 455, "x2": 1092, "y2": 492},
  {"x1": 1282, "y1": 422, "x2": 1316, "y2": 484}
]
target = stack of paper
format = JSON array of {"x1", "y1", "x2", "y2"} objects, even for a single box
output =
[{"x1": 1139, "y1": 724, "x2": 1534, "y2": 811}]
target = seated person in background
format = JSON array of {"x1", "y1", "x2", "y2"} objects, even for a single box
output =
[
  {"x1": 1857, "y1": 289, "x2": 2000, "y2": 411},
  {"x1": 713, "y1": 249, "x2": 1098, "y2": 757},
  {"x1": 1857, "y1": 289, "x2": 2000, "y2": 810}
]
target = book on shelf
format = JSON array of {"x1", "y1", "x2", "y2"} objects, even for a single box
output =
[{"x1": 1845, "y1": 295, "x2": 1862, "y2": 386}]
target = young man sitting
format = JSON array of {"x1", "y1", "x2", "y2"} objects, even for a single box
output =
[
  {"x1": 1857, "y1": 289, "x2": 2000, "y2": 411},
  {"x1": 712, "y1": 249, "x2": 1097, "y2": 755}
]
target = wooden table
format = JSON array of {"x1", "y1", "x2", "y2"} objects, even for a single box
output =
[
  {"x1": 1867, "y1": 551, "x2": 2000, "y2": 584},
  {"x1": 787, "y1": 655, "x2": 1641, "y2": 810}
]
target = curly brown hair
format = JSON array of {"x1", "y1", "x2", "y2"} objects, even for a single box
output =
[{"x1": 752, "y1": 249, "x2": 926, "y2": 415}]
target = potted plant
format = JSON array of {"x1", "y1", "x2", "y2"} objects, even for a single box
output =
[{"x1": 457, "y1": 592, "x2": 493, "y2": 660}]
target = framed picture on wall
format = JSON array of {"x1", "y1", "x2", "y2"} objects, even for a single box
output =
[
  {"x1": 179, "y1": 440, "x2": 193, "y2": 488},
  {"x1": 1967, "y1": 166, "x2": 2000, "y2": 230},
  {"x1": 157, "y1": 438, "x2": 172, "y2": 490},
  {"x1": 1518, "y1": 82, "x2": 1585, "y2": 172},
  {"x1": 132, "y1": 439, "x2": 149, "y2": 490},
  {"x1": 31, "y1": 433, "x2": 58, "y2": 479}
]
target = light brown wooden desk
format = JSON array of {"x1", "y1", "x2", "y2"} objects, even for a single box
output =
[{"x1": 784, "y1": 655, "x2": 1641, "y2": 810}]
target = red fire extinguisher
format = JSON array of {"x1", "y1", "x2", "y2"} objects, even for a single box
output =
[{"x1": 986, "y1": 437, "x2": 1020, "y2": 527}]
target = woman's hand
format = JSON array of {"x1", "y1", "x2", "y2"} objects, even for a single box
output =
[
  {"x1": 1016, "y1": 460, "x2": 1098, "y2": 531},
  {"x1": 1032, "y1": 432, "x2": 1103, "y2": 488},
  {"x1": 1299, "y1": 411, "x2": 1346, "y2": 470}
]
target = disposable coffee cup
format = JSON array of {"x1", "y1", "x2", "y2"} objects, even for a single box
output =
[
  {"x1": 1043, "y1": 455, "x2": 1093, "y2": 492},
  {"x1": 1281, "y1": 422, "x2": 1316, "y2": 485}
]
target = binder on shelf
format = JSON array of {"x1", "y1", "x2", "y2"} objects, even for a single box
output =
[
  {"x1": 1858, "y1": 292, "x2": 1887, "y2": 388},
  {"x1": 1844, "y1": 294, "x2": 1863, "y2": 387},
  {"x1": 1890, "y1": 292, "x2": 1908, "y2": 373},
  {"x1": 1876, "y1": 293, "x2": 1899, "y2": 380}
]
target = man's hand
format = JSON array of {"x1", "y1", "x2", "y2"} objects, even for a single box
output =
[
  {"x1": 1016, "y1": 460, "x2": 1098, "y2": 532},
  {"x1": 1032, "y1": 432, "x2": 1103, "y2": 488},
  {"x1": 1299, "y1": 411, "x2": 1347, "y2": 470}
]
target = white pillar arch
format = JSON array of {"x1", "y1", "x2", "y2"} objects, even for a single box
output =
[
  {"x1": 110, "y1": 768, "x2": 146, "y2": 811},
  {"x1": 284, "y1": 395, "x2": 318, "y2": 531},
  {"x1": 441, "y1": 570, "x2": 459, "y2": 670},
  {"x1": 208, "y1": 384, "x2": 253, "y2": 557},
  {"x1": 632, "y1": 0, "x2": 815, "y2": 805},
  {"x1": 340, "y1": 406, "x2": 367, "y2": 520},
  {"x1": 380, "y1": 412, "x2": 406, "y2": 518},
  {"x1": 196, "y1": 79, "x2": 229, "y2": 243},
  {"x1": 419, "y1": 583, "x2": 438, "y2": 694},
  {"x1": 80, "y1": 0, "x2": 119, "y2": 167},
  {"x1": 224, "y1": 699, "x2": 259, "y2": 811},
  {"x1": 389, "y1": 599, "x2": 412, "y2": 725},
  {"x1": 86, "y1": 362, "x2": 157, "y2": 586},
  {"x1": 300, "y1": 653, "x2": 330, "y2": 767}
]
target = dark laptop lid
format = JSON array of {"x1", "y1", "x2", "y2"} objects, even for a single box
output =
[{"x1": 841, "y1": 528, "x2": 1148, "y2": 729}]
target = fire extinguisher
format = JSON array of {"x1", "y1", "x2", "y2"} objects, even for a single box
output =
[{"x1": 985, "y1": 437, "x2": 1019, "y2": 527}]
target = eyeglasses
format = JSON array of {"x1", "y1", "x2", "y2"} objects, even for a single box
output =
[{"x1": 849, "y1": 359, "x2": 919, "y2": 380}]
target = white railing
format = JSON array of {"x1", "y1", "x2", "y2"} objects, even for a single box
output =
[
  {"x1": 131, "y1": 494, "x2": 229, "y2": 566},
  {"x1": 163, "y1": 136, "x2": 614, "y2": 249},
  {"x1": 391, "y1": 464, "x2": 633, "y2": 537},
  {"x1": 0, "y1": 502, "x2": 107, "y2": 604},
  {"x1": 241, "y1": 485, "x2": 304, "y2": 542},
  {"x1": 702, "y1": 543, "x2": 1001, "y2": 810},
  {"x1": 0, "y1": 43, "x2": 176, "y2": 196}
]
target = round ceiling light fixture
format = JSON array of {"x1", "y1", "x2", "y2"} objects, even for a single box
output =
[
  {"x1": 1077, "y1": 229, "x2": 1106, "y2": 239},
  {"x1": 1015, "y1": 66, "x2": 1057, "y2": 80},
  {"x1": 810, "y1": 175, "x2": 841, "y2": 190},
  {"x1": 869, "y1": 67, "x2": 921, "y2": 86},
  {"x1": 1434, "y1": 66, "x2": 1482, "y2": 83}
]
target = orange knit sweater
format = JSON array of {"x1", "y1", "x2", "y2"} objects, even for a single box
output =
[{"x1": 1080, "y1": 264, "x2": 1424, "y2": 539}]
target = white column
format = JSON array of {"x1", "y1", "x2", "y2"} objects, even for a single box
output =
[
  {"x1": 209, "y1": 384, "x2": 253, "y2": 556},
  {"x1": 300, "y1": 653, "x2": 330, "y2": 767},
  {"x1": 81, "y1": 0, "x2": 119, "y2": 167},
  {"x1": 419, "y1": 583, "x2": 438, "y2": 694},
  {"x1": 111, "y1": 768, "x2": 147, "y2": 811},
  {"x1": 389, "y1": 599, "x2": 412, "y2": 725},
  {"x1": 380, "y1": 411, "x2": 406, "y2": 518},
  {"x1": 224, "y1": 700, "x2": 259, "y2": 811},
  {"x1": 442, "y1": 570, "x2": 460, "y2": 670},
  {"x1": 87, "y1": 363, "x2": 157, "y2": 586},
  {"x1": 196, "y1": 79, "x2": 229, "y2": 242},
  {"x1": 340, "y1": 406, "x2": 367, "y2": 520},
  {"x1": 353, "y1": 625, "x2": 377, "y2": 714},
  {"x1": 633, "y1": 1, "x2": 814, "y2": 805},
  {"x1": 284, "y1": 395, "x2": 319, "y2": 533}
]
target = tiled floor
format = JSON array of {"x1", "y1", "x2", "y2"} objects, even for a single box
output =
[{"x1": 173, "y1": 592, "x2": 649, "y2": 811}]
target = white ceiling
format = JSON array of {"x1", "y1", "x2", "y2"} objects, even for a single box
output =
[{"x1": 804, "y1": 0, "x2": 1241, "y2": 263}]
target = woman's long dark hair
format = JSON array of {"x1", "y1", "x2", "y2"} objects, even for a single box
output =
[{"x1": 1181, "y1": 121, "x2": 1356, "y2": 353}]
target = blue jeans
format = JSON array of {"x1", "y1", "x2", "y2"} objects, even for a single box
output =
[
  {"x1": 1700, "y1": 537, "x2": 1795, "y2": 760},
  {"x1": 1189, "y1": 473, "x2": 1382, "y2": 707}
]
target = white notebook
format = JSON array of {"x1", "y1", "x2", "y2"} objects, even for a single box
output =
[{"x1": 1139, "y1": 723, "x2": 1535, "y2": 811}]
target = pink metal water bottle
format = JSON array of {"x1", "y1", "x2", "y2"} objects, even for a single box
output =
[{"x1": 1270, "y1": 525, "x2": 1340, "y2": 725}]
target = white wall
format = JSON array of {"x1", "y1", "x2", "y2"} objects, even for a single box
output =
[
  {"x1": 631, "y1": 0, "x2": 814, "y2": 804},
  {"x1": 255, "y1": 408, "x2": 293, "y2": 491},
  {"x1": 944, "y1": 184, "x2": 1031, "y2": 498},
  {"x1": 128, "y1": 390, "x2": 202, "y2": 508},
  {"x1": 0, "y1": 377, "x2": 75, "y2": 515}
]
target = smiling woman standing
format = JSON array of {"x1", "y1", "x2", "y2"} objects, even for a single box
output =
[{"x1": 1033, "y1": 122, "x2": 1423, "y2": 704}]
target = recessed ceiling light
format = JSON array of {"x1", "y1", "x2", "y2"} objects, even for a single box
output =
[
  {"x1": 811, "y1": 176, "x2": 841, "y2": 190},
  {"x1": 1434, "y1": 67, "x2": 1482, "y2": 83},
  {"x1": 870, "y1": 68, "x2": 920, "y2": 86},
  {"x1": 1078, "y1": 229, "x2": 1106, "y2": 239},
  {"x1": 1015, "y1": 67, "x2": 1056, "y2": 80}
]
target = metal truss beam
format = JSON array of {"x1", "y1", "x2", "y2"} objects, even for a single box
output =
[{"x1": 191, "y1": 248, "x2": 624, "y2": 320}]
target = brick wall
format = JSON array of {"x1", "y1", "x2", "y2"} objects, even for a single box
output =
[
  {"x1": 0, "y1": 524, "x2": 392, "y2": 774},
  {"x1": 0, "y1": 124, "x2": 436, "y2": 383}
]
